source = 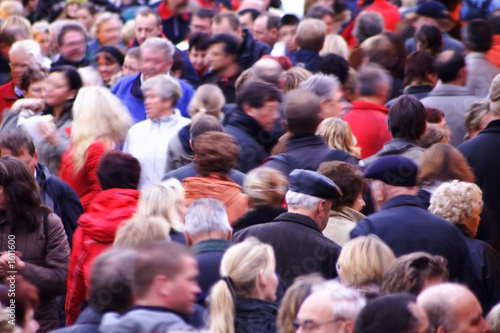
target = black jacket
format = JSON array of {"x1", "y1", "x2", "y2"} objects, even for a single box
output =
[
  {"x1": 233, "y1": 212, "x2": 341, "y2": 286},
  {"x1": 161, "y1": 13, "x2": 191, "y2": 45},
  {"x1": 234, "y1": 297, "x2": 278, "y2": 333},
  {"x1": 36, "y1": 163, "x2": 83, "y2": 247},
  {"x1": 233, "y1": 206, "x2": 287, "y2": 233},
  {"x1": 202, "y1": 70, "x2": 239, "y2": 103},
  {"x1": 50, "y1": 306, "x2": 102, "y2": 333},
  {"x1": 290, "y1": 49, "x2": 321, "y2": 73},
  {"x1": 237, "y1": 29, "x2": 271, "y2": 71},
  {"x1": 51, "y1": 56, "x2": 91, "y2": 69}
]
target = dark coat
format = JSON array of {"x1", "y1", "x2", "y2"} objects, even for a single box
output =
[
  {"x1": 233, "y1": 212, "x2": 341, "y2": 286},
  {"x1": 263, "y1": 134, "x2": 358, "y2": 176},
  {"x1": 224, "y1": 109, "x2": 279, "y2": 173},
  {"x1": 237, "y1": 29, "x2": 271, "y2": 71},
  {"x1": 161, "y1": 14, "x2": 191, "y2": 45},
  {"x1": 36, "y1": 163, "x2": 83, "y2": 247},
  {"x1": 458, "y1": 119, "x2": 500, "y2": 251},
  {"x1": 290, "y1": 49, "x2": 321, "y2": 73},
  {"x1": 51, "y1": 56, "x2": 91, "y2": 69},
  {"x1": 234, "y1": 297, "x2": 278, "y2": 333},
  {"x1": 350, "y1": 195, "x2": 469, "y2": 281},
  {"x1": 202, "y1": 70, "x2": 238, "y2": 103},
  {"x1": 232, "y1": 206, "x2": 287, "y2": 233},
  {"x1": 50, "y1": 306, "x2": 102, "y2": 333}
]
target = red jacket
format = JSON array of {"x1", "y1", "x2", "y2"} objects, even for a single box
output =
[
  {"x1": 0, "y1": 81, "x2": 18, "y2": 121},
  {"x1": 65, "y1": 188, "x2": 139, "y2": 326},
  {"x1": 59, "y1": 141, "x2": 108, "y2": 211},
  {"x1": 487, "y1": 35, "x2": 500, "y2": 68},
  {"x1": 343, "y1": 100, "x2": 392, "y2": 159}
]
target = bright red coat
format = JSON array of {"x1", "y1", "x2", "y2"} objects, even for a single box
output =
[
  {"x1": 0, "y1": 81, "x2": 18, "y2": 120},
  {"x1": 65, "y1": 188, "x2": 139, "y2": 326}
]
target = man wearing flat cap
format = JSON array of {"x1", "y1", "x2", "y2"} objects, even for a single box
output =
[
  {"x1": 233, "y1": 169, "x2": 342, "y2": 286},
  {"x1": 350, "y1": 155, "x2": 469, "y2": 282}
]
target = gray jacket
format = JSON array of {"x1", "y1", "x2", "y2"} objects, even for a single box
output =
[{"x1": 465, "y1": 52, "x2": 500, "y2": 98}]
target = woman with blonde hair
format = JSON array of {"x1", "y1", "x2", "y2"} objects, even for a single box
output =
[
  {"x1": 135, "y1": 178, "x2": 187, "y2": 244},
  {"x1": 337, "y1": 235, "x2": 395, "y2": 299},
  {"x1": 59, "y1": 86, "x2": 132, "y2": 210},
  {"x1": 114, "y1": 216, "x2": 171, "y2": 248},
  {"x1": 320, "y1": 34, "x2": 349, "y2": 59},
  {"x1": 317, "y1": 117, "x2": 361, "y2": 158},
  {"x1": 282, "y1": 66, "x2": 313, "y2": 93},
  {"x1": 209, "y1": 237, "x2": 279, "y2": 333}
]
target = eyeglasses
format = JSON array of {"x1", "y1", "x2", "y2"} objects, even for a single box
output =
[{"x1": 292, "y1": 318, "x2": 346, "y2": 331}]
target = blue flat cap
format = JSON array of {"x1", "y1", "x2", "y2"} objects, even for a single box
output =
[
  {"x1": 416, "y1": 1, "x2": 448, "y2": 19},
  {"x1": 289, "y1": 169, "x2": 343, "y2": 199},
  {"x1": 364, "y1": 156, "x2": 419, "y2": 187}
]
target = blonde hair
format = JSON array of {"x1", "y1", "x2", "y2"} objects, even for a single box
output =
[
  {"x1": 114, "y1": 216, "x2": 171, "y2": 248},
  {"x1": 320, "y1": 34, "x2": 349, "y2": 59},
  {"x1": 77, "y1": 66, "x2": 104, "y2": 87},
  {"x1": 338, "y1": 235, "x2": 395, "y2": 287},
  {"x1": 188, "y1": 84, "x2": 225, "y2": 120},
  {"x1": 244, "y1": 167, "x2": 288, "y2": 208},
  {"x1": 91, "y1": 11, "x2": 122, "y2": 36},
  {"x1": 1, "y1": 15, "x2": 31, "y2": 38},
  {"x1": 121, "y1": 20, "x2": 135, "y2": 47},
  {"x1": 136, "y1": 178, "x2": 185, "y2": 232},
  {"x1": 283, "y1": 66, "x2": 313, "y2": 93},
  {"x1": 428, "y1": 180, "x2": 483, "y2": 226},
  {"x1": 0, "y1": 1, "x2": 23, "y2": 19},
  {"x1": 317, "y1": 117, "x2": 361, "y2": 158},
  {"x1": 71, "y1": 86, "x2": 132, "y2": 171},
  {"x1": 31, "y1": 21, "x2": 50, "y2": 39},
  {"x1": 209, "y1": 237, "x2": 276, "y2": 333}
]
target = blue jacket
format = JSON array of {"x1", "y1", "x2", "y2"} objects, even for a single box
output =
[
  {"x1": 290, "y1": 49, "x2": 321, "y2": 73},
  {"x1": 112, "y1": 73, "x2": 194, "y2": 123},
  {"x1": 51, "y1": 307, "x2": 102, "y2": 333}
]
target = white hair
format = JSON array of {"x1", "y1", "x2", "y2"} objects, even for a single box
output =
[
  {"x1": 285, "y1": 190, "x2": 322, "y2": 210},
  {"x1": 31, "y1": 21, "x2": 50, "y2": 38},
  {"x1": 141, "y1": 37, "x2": 175, "y2": 60},
  {"x1": 312, "y1": 281, "x2": 366, "y2": 320},
  {"x1": 9, "y1": 39, "x2": 42, "y2": 65},
  {"x1": 299, "y1": 74, "x2": 341, "y2": 101},
  {"x1": 184, "y1": 198, "x2": 231, "y2": 238}
]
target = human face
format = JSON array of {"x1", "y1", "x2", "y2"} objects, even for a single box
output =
[
  {"x1": 279, "y1": 25, "x2": 297, "y2": 53},
  {"x1": 76, "y1": 8, "x2": 94, "y2": 32},
  {"x1": 24, "y1": 79, "x2": 46, "y2": 100},
  {"x1": 35, "y1": 32, "x2": 52, "y2": 57},
  {"x1": 351, "y1": 193, "x2": 365, "y2": 212},
  {"x1": 295, "y1": 293, "x2": 346, "y2": 333},
  {"x1": 58, "y1": 30, "x2": 87, "y2": 62},
  {"x1": 320, "y1": 89, "x2": 345, "y2": 119},
  {"x1": 190, "y1": 15, "x2": 212, "y2": 35},
  {"x1": 238, "y1": 12, "x2": 255, "y2": 35},
  {"x1": 261, "y1": 270, "x2": 279, "y2": 302},
  {"x1": 135, "y1": 14, "x2": 161, "y2": 45},
  {"x1": 123, "y1": 55, "x2": 140, "y2": 76},
  {"x1": 449, "y1": 292, "x2": 490, "y2": 333},
  {"x1": 167, "y1": 256, "x2": 201, "y2": 314},
  {"x1": 96, "y1": 18, "x2": 122, "y2": 46},
  {"x1": 144, "y1": 88, "x2": 173, "y2": 119},
  {"x1": 9, "y1": 51, "x2": 35, "y2": 88},
  {"x1": 206, "y1": 43, "x2": 234, "y2": 72},
  {"x1": 212, "y1": 19, "x2": 241, "y2": 43},
  {"x1": 245, "y1": 100, "x2": 280, "y2": 131},
  {"x1": 140, "y1": 47, "x2": 173, "y2": 81},
  {"x1": 253, "y1": 16, "x2": 277, "y2": 47},
  {"x1": 322, "y1": 15, "x2": 334, "y2": 35},
  {"x1": 95, "y1": 53, "x2": 121, "y2": 83},
  {"x1": 188, "y1": 47, "x2": 207, "y2": 72},
  {"x1": 45, "y1": 72, "x2": 76, "y2": 108},
  {"x1": 0, "y1": 147, "x2": 38, "y2": 174}
]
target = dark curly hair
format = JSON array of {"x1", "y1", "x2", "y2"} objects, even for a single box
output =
[{"x1": 194, "y1": 132, "x2": 240, "y2": 176}]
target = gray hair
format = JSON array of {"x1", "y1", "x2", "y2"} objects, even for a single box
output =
[
  {"x1": 299, "y1": 74, "x2": 341, "y2": 101},
  {"x1": 141, "y1": 37, "x2": 175, "y2": 61},
  {"x1": 141, "y1": 74, "x2": 182, "y2": 106},
  {"x1": 92, "y1": 11, "x2": 122, "y2": 35},
  {"x1": 184, "y1": 198, "x2": 231, "y2": 238},
  {"x1": 353, "y1": 11, "x2": 384, "y2": 44},
  {"x1": 31, "y1": 21, "x2": 50, "y2": 38},
  {"x1": 286, "y1": 190, "x2": 322, "y2": 210},
  {"x1": 312, "y1": 281, "x2": 366, "y2": 320},
  {"x1": 357, "y1": 63, "x2": 392, "y2": 97},
  {"x1": 9, "y1": 39, "x2": 42, "y2": 65}
]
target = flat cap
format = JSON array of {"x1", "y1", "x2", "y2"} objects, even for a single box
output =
[
  {"x1": 364, "y1": 156, "x2": 419, "y2": 187},
  {"x1": 289, "y1": 169, "x2": 343, "y2": 199},
  {"x1": 416, "y1": 1, "x2": 449, "y2": 19}
]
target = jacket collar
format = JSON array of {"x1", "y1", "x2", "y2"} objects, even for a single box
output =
[
  {"x1": 428, "y1": 81, "x2": 474, "y2": 96},
  {"x1": 350, "y1": 100, "x2": 389, "y2": 113},
  {"x1": 131, "y1": 73, "x2": 143, "y2": 99},
  {"x1": 381, "y1": 195, "x2": 424, "y2": 210},
  {"x1": 478, "y1": 119, "x2": 500, "y2": 135},
  {"x1": 288, "y1": 134, "x2": 327, "y2": 149},
  {"x1": 273, "y1": 212, "x2": 322, "y2": 233},
  {"x1": 192, "y1": 238, "x2": 232, "y2": 254}
]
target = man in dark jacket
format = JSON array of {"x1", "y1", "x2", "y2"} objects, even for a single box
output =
[
  {"x1": 51, "y1": 22, "x2": 91, "y2": 69},
  {"x1": 233, "y1": 169, "x2": 342, "y2": 286},
  {"x1": 0, "y1": 129, "x2": 83, "y2": 247}
]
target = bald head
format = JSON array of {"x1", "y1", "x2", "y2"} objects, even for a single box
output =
[
  {"x1": 250, "y1": 58, "x2": 283, "y2": 86},
  {"x1": 434, "y1": 50, "x2": 466, "y2": 84}
]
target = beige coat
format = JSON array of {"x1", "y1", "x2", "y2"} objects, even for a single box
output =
[{"x1": 323, "y1": 207, "x2": 365, "y2": 247}]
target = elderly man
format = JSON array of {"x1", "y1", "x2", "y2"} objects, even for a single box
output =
[
  {"x1": 0, "y1": 39, "x2": 42, "y2": 116},
  {"x1": 417, "y1": 283, "x2": 490, "y2": 333},
  {"x1": 51, "y1": 21, "x2": 90, "y2": 68},
  {"x1": 233, "y1": 169, "x2": 342, "y2": 286},
  {"x1": 295, "y1": 281, "x2": 366, "y2": 333},
  {"x1": 112, "y1": 37, "x2": 194, "y2": 122}
]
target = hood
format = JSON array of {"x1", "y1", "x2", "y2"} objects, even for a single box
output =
[{"x1": 78, "y1": 188, "x2": 139, "y2": 242}]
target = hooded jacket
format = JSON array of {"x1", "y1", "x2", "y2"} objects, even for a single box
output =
[{"x1": 65, "y1": 188, "x2": 140, "y2": 325}]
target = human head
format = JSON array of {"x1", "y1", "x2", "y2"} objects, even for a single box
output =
[
  {"x1": 420, "y1": 123, "x2": 451, "y2": 148},
  {"x1": 187, "y1": 32, "x2": 210, "y2": 73},
  {"x1": 114, "y1": 216, "x2": 171, "y2": 248},
  {"x1": 140, "y1": 37, "x2": 175, "y2": 80},
  {"x1": 134, "y1": 7, "x2": 162, "y2": 45},
  {"x1": 94, "y1": 45, "x2": 124, "y2": 84},
  {"x1": 284, "y1": 89, "x2": 321, "y2": 135},
  {"x1": 417, "y1": 283, "x2": 490, "y2": 333},
  {"x1": 189, "y1": 115, "x2": 224, "y2": 145},
  {"x1": 415, "y1": 24, "x2": 443, "y2": 55},
  {"x1": 380, "y1": 252, "x2": 448, "y2": 296},
  {"x1": 88, "y1": 248, "x2": 138, "y2": 314},
  {"x1": 360, "y1": 34, "x2": 400, "y2": 72},
  {"x1": 141, "y1": 74, "x2": 181, "y2": 119},
  {"x1": 238, "y1": 8, "x2": 260, "y2": 36},
  {"x1": 0, "y1": 129, "x2": 38, "y2": 173},
  {"x1": 486, "y1": 303, "x2": 500, "y2": 333},
  {"x1": 0, "y1": 1, "x2": 22, "y2": 19},
  {"x1": 283, "y1": 66, "x2": 312, "y2": 93},
  {"x1": 299, "y1": 73, "x2": 343, "y2": 119},
  {"x1": 434, "y1": 50, "x2": 466, "y2": 84},
  {"x1": 9, "y1": 39, "x2": 42, "y2": 88},
  {"x1": 388, "y1": 95, "x2": 427, "y2": 141},
  {"x1": 249, "y1": 57, "x2": 284, "y2": 87},
  {"x1": 76, "y1": 3, "x2": 97, "y2": 33},
  {"x1": 57, "y1": 21, "x2": 87, "y2": 63},
  {"x1": 253, "y1": 12, "x2": 280, "y2": 47},
  {"x1": 305, "y1": 4, "x2": 335, "y2": 35},
  {"x1": 356, "y1": 63, "x2": 392, "y2": 102},
  {"x1": 243, "y1": 167, "x2": 288, "y2": 208},
  {"x1": 464, "y1": 100, "x2": 490, "y2": 140},
  {"x1": 237, "y1": 79, "x2": 282, "y2": 131},
  {"x1": 123, "y1": 46, "x2": 140, "y2": 76},
  {"x1": 462, "y1": 19, "x2": 493, "y2": 53},
  {"x1": 20, "y1": 66, "x2": 47, "y2": 99},
  {"x1": 320, "y1": 35, "x2": 349, "y2": 60},
  {"x1": 211, "y1": 12, "x2": 243, "y2": 46},
  {"x1": 413, "y1": 1, "x2": 449, "y2": 31},
  {"x1": 353, "y1": 11, "x2": 384, "y2": 45},
  {"x1": 296, "y1": 18, "x2": 325, "y2": 52},
  {"x1": 96, "y1": 150, "x2": 140, "y2": 190},
  {"x1": 0, "y1": 276, "x2": 39, "y2": 330},
  {"x1": 133, "y1": 241, "x2": 200, "y2": 314},
  {"x1": 187, "y1": 84, "x2": 224, "y2": 120},
  {"x1": 190, "y1": 8, "x2": 214, "y2": 35},
  {"x1": 295, "y1": 281, "x2": 366, "y2": 333},
  {"x1": 31, "y1": 21, "x2": 52, "y2": 57},
  {"x1": 316, "y1": 117, "x2": 360, "y2": 157},
  {"x1": 184, "y1": 198, "x2": 231, "y2": 246},
  {"x1": 206, "y1": 33, "x2": 238, "y2": 73},
  {"x1": 279, "y1": 14, "x2": 299, "y2": 54},
  {"x1": 418, "y1": 143, "x2": 475, "y2": 186},
  {"x1": 193, "y1": 131, "x2": 239, "y2": 176},
  {"x1": 356, "y1": 293, "x2": 430, "y2": 333},
  {"x1": 93, "y1": 12, "x2": 123, "y2": 46},
  {"x1": 136, "y1": 178, "x2": 185, "y2": 232},
  {"x1": 404, "y1": 51, "x2": 437, "y2": 87}
]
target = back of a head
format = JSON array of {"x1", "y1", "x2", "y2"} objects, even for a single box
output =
[
  {"x1": 250, "y1": 58, "x2": 283, "y2": 86},
  {"x1": 243, "y1": 167, "x2": 288, "y2": 207},
  {"x1": 299, "y1": 73, "x2": 341, "y2": 101},
  {"x1": 415, "y1": 24, "x2": 443, "y2": 55},
  {"x1": 404, "y1": 51, "x2": 436, "y2": 87},
  {"x1": 188, "y1": 84, "x2": 225, "y2": 120},
  {"x1": 318, "y1": 53, "x2": 349, "y2": 84},
  {"x1": 194, "y1": 131, "x2": 240, "y2": 176},
  {"x1": 237, "y1": 79, "x2": 282, "y2": 111},
  {"x1": 434, "y1": 50, "x2": 465, "y2": 83},
  {"x1": 356, "y1": 63, "x2": 392, "y2": 98},
  {"x1": 462, "y1": 19, "x2": 493, "y2": 52},
  {"x1": 296, "y1": 18, "x2": 325, "y2": 52},
  {"x1": 184, "y1": 198, "x2": 231, "y2": 238},
  {"x1": 0, "y1": 128, "x2": 35, "y2": 158},
  {"x1": 97, "y1": 150, "x2": 141, "y2": 190},
  {"x1": 388, "y1": 95, "x2": 427, "y2": 140},
  {"x1": 114, "y1": 216, "x2": 171, "y2": 248},
  {"x1": 284, "y1": 89, "x2": 321, "y2": 135},
  {"x1": 360, "y1": 34, "x2": 398, "y2": 70},
  {"x1": 305, "y1": 3, "x2": 334, "y2": 21},
  {"x1": 353, "y1": 11, "x2": 384, "y2": 44},
  {"x1": 487, "y1": 302, "x2": 500, "y2": 332},
  {"x1": 318, "y1": 161, "x2": 367, "y2": 208},
  {"x1": 189, "y1": 115, "x2": 224, "y2": 144}
]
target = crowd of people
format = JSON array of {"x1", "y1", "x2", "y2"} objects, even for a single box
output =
[{"x1": 1, "y1": 0, "x2": 500, "y2": 332}]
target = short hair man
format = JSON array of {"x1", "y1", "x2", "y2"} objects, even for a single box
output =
[
  {"x1": 0, "y1": 128, "x2": 83, "y2": 247},
  {"x1": 233, "y1": 169, "x2": 342, "y2": 286},
  {"x1": 295, "y1": 281, "x2": 366, "y2": 333},
  {"x1": 102, "y1": 242, "x2": 201, "y2": 332},
  {"x1": 211, "y1": 11, "x2": 271, "y2": 71},
  {"x1": 343, "y1": 64, "x2": 393, "y2": 159},
  {"x1": 238, "y1": 8, "x2": 260, "y2": 36},
  {"x1": 224, "y1": 79, "x2": 282, "y2": 173},
  {"x1": 51, "y1": 21, "x2": 90, "y2": 68},
  {"x1": 421, "y1": 50, "x2": 480, "y2": 146},
  {"x1": 0, "y1": 39, "x2": 42, "y2": 116},
  {"x1": 417, "y1": 283, "x2": 490, "y2": 333},
  {"x1": 133, "y1": 7, "x2": 162, "y2": 46},
  {"x1": 184, "y1": 198, "x2": 232, "y2": 300},
  {"x1": 300, "y1": 74, "x2": 345, "y2": 118},
  {"x1": 190, "y1": 8, "x2": 214, "y2": 36},
  {"x1": 249, "y1": 57, "x2": 285, "y2": 88},
  {"x1": 353, "y1": 11, "x2": 384, "y2": 45},
  {"x1": 253, "y1": 12, "x2": 281, "y2": 48},
  {"x1": 462, "y1": 19, "x2": 500, "y2": 97},
  {"x1": 112, "y1": 37, "x2": 194, "y2": 122},
  {"x1": 290, "y1": 18, "x2": 325, "y2": 73},
  {"x1": 88, "y1": 12, "x2": 123, "y2": 57},
  {"x1": 202, "y1": 33, "x2": 240, "y2": 103}
]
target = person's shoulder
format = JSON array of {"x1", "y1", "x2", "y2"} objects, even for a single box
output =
[{"x1": 112, "y1": 74, "x2": 138, "y2": 92}]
